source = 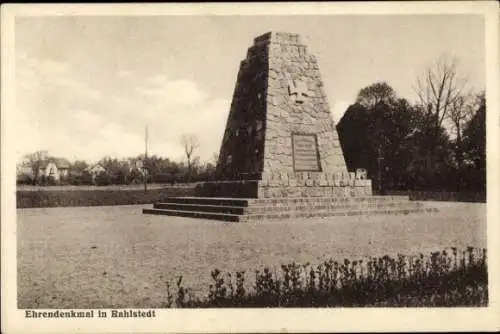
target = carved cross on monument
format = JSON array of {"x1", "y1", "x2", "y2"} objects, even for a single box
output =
[{"x1": 288, "y1": 79, "x2": 309, "y2": 104}]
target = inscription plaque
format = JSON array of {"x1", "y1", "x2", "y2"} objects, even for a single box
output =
[{"x1": 292, "y1": 133, "x2": 321, "y2": 171}]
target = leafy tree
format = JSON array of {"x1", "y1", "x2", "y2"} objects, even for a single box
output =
[
  {"x1": 462, "y1": 93, "x2": 486, "y2": 169},
  {"x1": 114, "y1": 160, "x2": 131, "y2": 185},
  {"x1": 402, "y1": 106, "x2": 455, "y2": 190},
  {"x1": 448, "y1": 93, "x2": 475, "y2": 169},
  {"x1": 336, "y1": 103, "x2": 371, "y2": 174},
  {"x1": 99, "y1": 156, "x2": 118, "y2": 170},
  {"x1": 22, "y1": 150, "x2": 48, "y2": 184},
  {"x1": 339, "y1": 83, "x2": 418, "y2": 191},
  {"x1": 338, "y1": 82, "x2": 456, "y2": 192},
  {"x1": 70, "y1": 160, "x2": 89, "y2": 175},
  {"x1": 68, "y1": 171, "x2": 93, "y2": 186},
  {"x1": 355, "y1": 82, "x2": 397, "y2": 109},
  {"x1": 461, "y1": 93, "x2": 486, "y2": 192},
  {"x1": 97, "y1": 156, "x2": 130, "y2": 185}
]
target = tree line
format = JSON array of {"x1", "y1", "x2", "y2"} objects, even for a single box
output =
[
  {"x1": 17, "y1": 134, "x2": 218, "y2": 186},
  {"x1": 337, "y1": 56, "x2": 485, "y2": 193}
]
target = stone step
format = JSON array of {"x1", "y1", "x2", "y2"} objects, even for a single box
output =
[
  {"x1": 143, "y1": 195, "x2": 439, "y2": 222},
  {"x1": 154, "y1": 202, "x2": 246, "y2": 214},
  {"x1": 159, "y1": 195, "x2": 410, "y2": 207},
  {"x1": 253, "y1": 195, "x2": 410, "y2": 204},
  {"x1": 244, "y1": 201, "x2": 423, "y2": 214},
  {"x1": 142, "y1": 208, "x2": 240, "y2": 222},
  {"x1": 159, "y1": 197, "x2": 250, "y2": 207},
  {"x1": 239, "y1": 207, "x2": 439, "y2": 222},
  {"x1": 143, "y1": 206, "x2": 438, "y2": 222},
  {"x1": 153, "y1": 201, "x2": 423, "y2": 215}
]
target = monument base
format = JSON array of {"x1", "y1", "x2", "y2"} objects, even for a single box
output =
[
  {"x1": 191, "y1": 172, "x2": 373, "y2": 198},
  {"x1": 143, "y1": 175, "x2": 439, "y2": 221},
  {"x1": 142, "y1": 195, "x2": 438, "y2": 222},
  {"x1": 143, "y1": 172, "x2": 439, "y2": 221},
  {"x1": 143, "y1": 170, "x2": 441, "y2": 221}
]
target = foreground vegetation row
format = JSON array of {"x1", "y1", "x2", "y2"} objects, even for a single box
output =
[{"x1": 164, "y1": 247, "x2": 487, "y2": 307}]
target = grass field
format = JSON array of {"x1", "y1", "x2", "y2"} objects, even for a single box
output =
[{"x1": 17, "y1": 202, "x2": 486, "y2": 309}]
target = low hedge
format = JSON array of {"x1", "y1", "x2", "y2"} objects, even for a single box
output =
[
  {"x1": 17, "y1": 186, "x2": 196, "y2": 208},
  {"x1": 166, "y1": 247, "x2": 487, "y2": 308}
]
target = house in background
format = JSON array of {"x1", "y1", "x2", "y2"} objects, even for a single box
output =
[
  {"x1": 38, "y1": 158, "x2": 71, "y2": 181},
  {"x1": 17, "y1": 154, "x2": 72, "y2": 185},
  {"x1": 84, "y1": 164, "x2": 106, "y2": 183}
]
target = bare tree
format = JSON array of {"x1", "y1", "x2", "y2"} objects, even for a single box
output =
[
  {"x1": 180, "y1": 134, "x2": 200, "y2": 181},
  {"x1": 415, "y1": 55, "x2": 468, "y2": 132},
  {"x1": 23, "y1": 150, "x2": 48, "y2": 184},
  {"x1": 414, "y1": 55, "x2": 469, "y2": 168}
]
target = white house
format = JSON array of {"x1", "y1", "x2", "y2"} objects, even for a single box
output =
[
  {"x1": 84, "y1": 164, "x2": 106, "y2": 183},
  {"x1": 38, "y1": 158, "x2": 71, "y2": 181}
]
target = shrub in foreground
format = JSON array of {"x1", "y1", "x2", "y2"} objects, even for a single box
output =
[{"x1": 164, "y1": 247, "x2": 487, "y2": 308}]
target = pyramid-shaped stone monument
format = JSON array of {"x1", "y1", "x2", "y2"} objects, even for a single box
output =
[
  {"x1": 143, "y1": 32, "x2": 437, "y2": 221},
  {"x1": 217, "y1": 31, "x2": 347, "y2": 179}
]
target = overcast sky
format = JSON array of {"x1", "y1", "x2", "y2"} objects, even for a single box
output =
[{"x1": 14, "y1": 14, "x2": 485, "y2": 164}]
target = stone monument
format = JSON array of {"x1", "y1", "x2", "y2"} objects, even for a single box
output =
[
  {"x1": 143, "y1": 32, "x2": 436, "y2": 221},
  {"x1": 200, "y1": 32, "x2": 371, "y2": 198},
  {"x1": 217, "y1": 32, "x2": 346, "y2": 178}
]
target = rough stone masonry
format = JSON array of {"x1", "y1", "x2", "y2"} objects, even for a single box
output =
[{"x1": 197, "y1": 31, "x2": 372, "y2": 198}]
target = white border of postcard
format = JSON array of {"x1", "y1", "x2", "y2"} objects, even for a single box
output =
[{"x1": 2, "y1": 2, "x2": 499, "y2": 333}]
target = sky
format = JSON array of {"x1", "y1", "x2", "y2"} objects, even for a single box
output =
[{"x1": 13, "y1": 14, "x2": 485, "y2": 164}]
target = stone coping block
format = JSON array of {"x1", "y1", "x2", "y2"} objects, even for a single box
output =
[
  {"x1": 193, "y1": 179, "x2": 372, "y2": 198},
  {"x1": 260, "y1": 171, "x2": 371, "y2": 188}
]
